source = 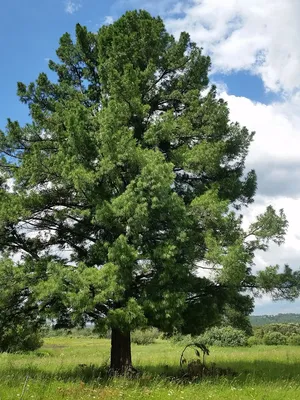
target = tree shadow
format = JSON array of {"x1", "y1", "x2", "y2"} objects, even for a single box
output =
[
  {"x1": 2, "y1": 359, "x2": 300, "y2": 387},
  {"x1": 137, "y1": 358, "x2": 300, "y2": 382}
]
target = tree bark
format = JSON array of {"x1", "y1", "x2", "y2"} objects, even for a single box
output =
[{"x1": 110, "y1": 328, "x2": 133, "y2": 373}]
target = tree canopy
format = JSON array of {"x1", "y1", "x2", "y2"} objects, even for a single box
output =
[{"x1": 0, "y1": 10, "x2": 297, "y2": 371}]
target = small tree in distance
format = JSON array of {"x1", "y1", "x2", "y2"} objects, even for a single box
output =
[{"x1": 0, "y1": 10, "x2": 297, "y2": 371}]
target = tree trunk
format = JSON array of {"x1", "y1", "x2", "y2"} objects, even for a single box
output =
[{"x1": 110, "y1": 328, "x2": 133, "y2": 373}]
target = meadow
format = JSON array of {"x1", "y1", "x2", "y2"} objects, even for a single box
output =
[{"x1": 1, "y1": 337, "x2": 300, "y2": 399}]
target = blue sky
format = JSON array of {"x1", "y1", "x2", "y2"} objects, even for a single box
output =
[
  {"x1": 0, "y1": 0, "x2": 274, "y2": 127},
  {"x1": 0, "y1": 0, "x2": 108, "y2": 126},
  {"x1": 1, "y1": 0, "x2": 300, "y2": 316}
]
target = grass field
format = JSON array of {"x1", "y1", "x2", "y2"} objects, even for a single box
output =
[{"x1": 1, "y1": 338, "x2": 300, "y2": 399}]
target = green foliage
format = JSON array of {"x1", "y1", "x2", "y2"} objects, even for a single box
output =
[
  {"x1": 179, "y1": 342, "x2": 210, "y2": 368},
  {"x1": 0, "y1": 9, "x2": 295, "y2": 368},
  {"x1": 247, "y1": 322, "x2": 300, "y2": 346},
  {"x1": 288, "y1": 335, "x2": 300, "y2": 345},
  {"x1": 169, "y1": 333, "x2": 193, "y2": 346},
  {"x1": 0, "y1": 326, "x2": 43, "y2": 353},
  {"x1": 44, "y1": 327, "x2": 99, "y2": 338},
  {"x1": 264, "y1": 332, "x2": 287, "y2": 346},
  {"x1": 197, "y1": 326, "x2": 248, "y2": 347},
  {"x1": 250, "y1": 323, "x2": 300, "y2": 346},
  {"x1": 254, "y1": 323, "x2": 300, "y2": 338},
  {"x1": 0, "y1": 258, "x2": 43, "y2": 352},
  {"x1": 257, "y1": 265, "x2": 300, "y2": 300},
  {"x1": 247, "y1": 336, "x2": 262, "y2": 346},
  {"x1": 131, "y1": 327, "x2": 160, "y2": 345},
  {"x1": 250, "y1": 313, "x2": 300, "y2": 326},
  {"x1": 221, "y1": 296, "x2": 254, "y2": 336}
]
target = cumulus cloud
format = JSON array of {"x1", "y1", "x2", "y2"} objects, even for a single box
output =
[
  {"x1": 218, "y1": 92, "x2": 300, "y2": 198},
  {"x1": 64, "y1": 0, "x2": 82, "y2": 14},
  {"x1": 242, "y1": 195, "x2": 300, "y2": 267},
  {"x1": 165, "y1": 0, "x2": 300, "y2": 93},
  {"x1": 241, "y1": 194, "x2": 300, "y2": 314},
  {"x1": 219, "y1": 90, "x2": 300, "y2": 291},
  {"x1": 199, "y1": 89, "x2": 300, "y2": 311}
]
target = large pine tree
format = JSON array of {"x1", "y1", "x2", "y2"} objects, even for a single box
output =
[{"x1": 0, "y1": 10, "x2": 291, "y2": 371}]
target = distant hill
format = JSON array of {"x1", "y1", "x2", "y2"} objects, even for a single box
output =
[{"x1": 250, "y1": 313, "x2": 300, "y2": 326}]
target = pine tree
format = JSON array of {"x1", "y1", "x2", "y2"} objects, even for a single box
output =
[
  {"x1": 0, "y1": 10, "x2": 290, "y2": 371},
  {"x1": 0, "y1": 258, "x2": 43, "y2": 352}
]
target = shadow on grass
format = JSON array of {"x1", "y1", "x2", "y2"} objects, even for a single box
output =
[{"x1": 2, "y1": 359, "x2": 300, "y2": 387}]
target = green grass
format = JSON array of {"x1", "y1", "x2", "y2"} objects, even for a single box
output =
[{"x1": 1, "y1": 338, "x2": 300, "y2": 399}]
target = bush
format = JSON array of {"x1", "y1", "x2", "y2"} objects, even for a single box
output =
[
  {"x1": 44, "y1": 327, "x2": 99, "y2": 338},
  {"x1": 264, "y1": 332, "x2": 287, "y2": 345},
  {"x1": 131, "y1": 328, "x2": 160, "y2": 345},
  {"x1": 170, "y1": 333, "x2": 192, "y2": 345},
  {"x1": 198, "y1": 326, "x2": 248, "y2": 347},
  {"x1": 247, "y1": 336, "x2": 262, "y2": 346},
  {"x1": 72, "y1": 328, "x2": 97, "y2": 337},
  {"x1": 0, "y1": 259, "x2": 44, "y2": 353},
  {"x1": 252, "y1": 323, "x2": 300, "y2": 346},
  {"x1": 0, "y1": 324, "x2": 43, "y2": 353},
  {"x1": 288, "y1": 334, "x2": 300, "y2": 345},
  {"x1": 254, "y1": 323, "x2": 300, "y2": 339}
]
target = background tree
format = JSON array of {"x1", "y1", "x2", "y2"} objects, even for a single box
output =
[
  {"x1": 0, "y1": 258, "x2": 43, "y2": 352},
  {"x1": 0, "y1": 10, "x2": 294, "y2": 371}
]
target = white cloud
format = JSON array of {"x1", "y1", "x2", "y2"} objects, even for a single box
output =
[
  {"x1": 243, "y1": 196, "x2": 300, "y2": 269},
  {"x1": 65, "y1": 0, "x2": 82, "y2": 14},
  {"x1": 219, "y1": 88, "x2": 300, "y2": 261},
  {"x1": 165, "y1": 0, "x2": 300, "y2": 93},
  {"x1": 243, "y1": 195, "x2": 300, "y2": 315},
  {"x1": 214, "y1": 88, "x2": 300, "y2": 313},
  {"x1": 104, "y1": 15, "x2": 114, "y2": 25},
  {"x1": 232, "y1": 96, "x2": 300, "y2": 164},
  {"x1": 219, "y1": 91, "x2": 300, "y2": 198}
]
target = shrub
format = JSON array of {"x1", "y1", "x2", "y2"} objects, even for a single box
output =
[
  {"x1": 72, "y1": 328, "x2": 96, "y2": 337},
  {"x1": 252, "y1": 323, "x2": 300, "y2": 345},
  {"x1": 198, "y1": 326, "x2": 248, "y2": 347},
  {"x1": 170, "y1": 333, "x2": 192, "y2": 345},
  {"x1": 131, "y1": 328, "x2": 160, "y2": 345},
  {"x1": 247, "y1": 336, "x2": 262, "y2": 346},
  {"x1": 254, "y1": 323, "x2": 300, "y2": 339},
  {"x1": 264, "y1": 332, "x2": 287, "y2": 345},
  {"x1": 43, "y1": 328, "x2": 69, "y2": 337},
  {"x1": 288, "y1": 334, "x2": 300, "y2": 345},
  {"x1": 44, "y1": 327, "x2": 99, "y2": 338},
  {"x1": 0, "y1": 259, "x2": 44, "y2": 353},
  {"x1": 0, "y1": 324, "x2": 43, "y2": 353}
]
